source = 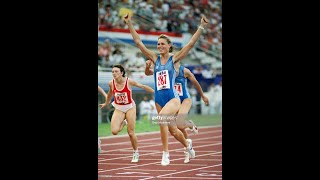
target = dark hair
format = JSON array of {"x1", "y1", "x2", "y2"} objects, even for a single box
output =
[
  {"x1": 158, "y1": 34, "x2": 174, "y2": 53},
  {"x1": 112, "y1": 64, "x2": 126, "y2": 77}
]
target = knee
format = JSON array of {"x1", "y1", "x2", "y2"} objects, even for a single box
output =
[
  {"x1": 169, "y1": 128, "x2": 177, "y2": 136},
  {"x1": 127, "y1": 129, "x2": 135, "y2": 137},
  {"x1": 111, "y1": 129, "x2": 119, "y2": 135},
  {"x1": 177, "y1": 126, "x2": 184, "y2": 131},
  {"x1": 176, "y1": 121, "x2": 185, "y2": 129}
]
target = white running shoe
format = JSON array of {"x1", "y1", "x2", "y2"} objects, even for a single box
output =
[
  {"x1": 131, "y1": 152, "x2": 139, "y2": 163},
  {"x1": 184, "y1": 150, "x2": 190, "y2": 163},
  {"x1": 188, "y1": 120, "x2": 198, "y2": 134},
  {"x1": 186, "y1": 139, "x2": 195, "y2": 158},
  {"x1": 161, "y1": 151, "x2": 170, "y2": 166},
  {"x1": 123, "y1": 119, "x2": 128, "y2": 126}
]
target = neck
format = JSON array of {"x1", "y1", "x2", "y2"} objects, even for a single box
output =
[
  {"x1": 160, "y1": 53, "x2": 170, "y2": 60},
  {"x1": 115, "y1": 76, "x2": 124, "y2": 83}
]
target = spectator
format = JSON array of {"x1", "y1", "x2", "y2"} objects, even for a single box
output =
[{"x1": 139, "y1": 96, "x2": 151, "y2": 121}]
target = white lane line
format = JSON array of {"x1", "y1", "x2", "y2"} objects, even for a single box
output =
[
  {"x1": 99, "y1": 125, "x2": 222, "y2": 139},
  {"x1": 99, "y1": 142, "x2": 222, "y2": 162},
  {"x1": 99, "y1": 135, "x2": 221, "y2": 158},
  {"x1": 139, "y1": 164, "x2": 222, "y2": 180},
  {"x1": 199, "y1": 170, "x2": 222, "y2": 172},
  {"x1": 98, "y1": 152, "x2": 221, "y2": 173},
  {"x1": 153, "y1": 177, "x2": 221, "y2": 179},
  {"x1": 114, "y1": 169, "x2": 177, "y2": 172},
  {"x1": 100, "y1": 131, "x2": 221, "y2": 147},
  {"x1": 98, "y1": 162, "x2": 215, "y2": 166},
  {"x1": 98, "y1": 175, "x2": 153, "y2": 178},
  {"x1": 129, "y1": 159, "x2": 220, "y2": 161},
  {"x1": 98, "y1": 153, "x2": 221, "y2": 162}
]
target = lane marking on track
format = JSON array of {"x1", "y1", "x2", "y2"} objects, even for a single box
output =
[
  {"x1": 98, "y1": 163, "x2": 138, "y2": 166},
  {"x1": 98, "y1": 152, "x2": 221, "y2": 173},
  {"x1": 126, "y1": 159, "x2": 220, "y2": 161},
  {"x1": 138, "y1": 164, "x2": 222, "y2": 180},
  {"x1": 99, "y1": 135, "x2": 221, "y2": 155},
  {"x1": 115, "y1": 150, "x2": 160, "y2": 152},
  {"x1": 99, "y1": 126, "x2": 221, "y2": 139},
  {"x1": 199, "y1": 170, "x2": 222, "y2": 172},
  {"x1": 117, "y1": 172, "x2": 150, "y2": 175},
  {"x1": 195, "y1": 173, "x2": 222, "y2": 177},
  {"x1": 152, "y1": 177, "x2": 222, "y2": 179},
  {"x1": 98, "y1": 126, "x2": 222, "y2": 179},
  {"x1": 183, "y1": 159, "x2": 221, "y2": 161},
  {"x1": 112, "y1": 169, "x2": 177, "y2": 172},
  {"x1": 100, "y1": 130, "x2": 221, "y2": 147},
  {"x1": 99, "y1": 163, "x2": 211, "y2": 166},
  {"x1": 98, "y1": 153, "x2": 221, "y2": 162},
  {"x1": 99, "y1": 142, "x2": 221, "y2": 162},
  {"x1": 98, "y1": 175, "x2": 152, "y2": 178}
]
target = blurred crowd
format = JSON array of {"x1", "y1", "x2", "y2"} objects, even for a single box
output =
[{"x1": 98, "y1": 0, "x2": 222, "y2": 64}]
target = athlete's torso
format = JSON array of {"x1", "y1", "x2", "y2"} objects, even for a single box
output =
[
  {"x1": 153, "y1": 55, "x2": 179, "y2": 107},
  {"x1": 153, "y1": 55, "x2": 177, "y2": 92},
  {"x1": 112, "y1": 77, "x2": 133, "y2": 105},
  {"x1": 174, "y1": 65, "x2": 190, "y2": 100}
]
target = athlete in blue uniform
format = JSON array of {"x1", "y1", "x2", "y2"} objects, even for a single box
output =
[
  {"x1": 123, "y1": 13, "x2": 209, "y2": 166},
  {"x1": 153, "y1": 55, "x2": 179, "y2": 107},
  {"x1": 146, "y1": 61, "x2": 209, "y2": 163},
  {"x1": 174, "y1": 64, "x2": 209, "y2": 135}
]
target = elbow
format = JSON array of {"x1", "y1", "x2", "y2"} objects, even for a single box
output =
[{"x1": 188, "y1": 42, "x2": 195, "y2": 48}]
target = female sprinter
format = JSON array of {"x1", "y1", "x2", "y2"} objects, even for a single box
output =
[
  {"x1": 145, "y1": 60, "x2": 209, "y2": 163},
  {"x1": 123, "y1": 13, "x2": 208, "y2": 165},
  {"x1": 99, "y1": 64, "x2": 154, "y2": 163}
]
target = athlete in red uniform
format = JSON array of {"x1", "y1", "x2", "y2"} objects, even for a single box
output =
[{"x1": 99, "y1": 64, "x2": 154, "y2": 163}]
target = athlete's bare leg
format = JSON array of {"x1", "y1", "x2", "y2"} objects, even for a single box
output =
[
  {"x1": 176, "y1": 98, "x2": 192, "y2": 139},
  {"x1": 158, "y1": 98, "x2": 188, "y2": 148},
  {"x1": 125, "y1": 106, "x2": 138, "y2": 150},
  {"x1": 111, "y1": 109, "x2": 126, "y2": 135},
  {"x1": 155, "y1": 103, "x2": 169, "y2": 152}
]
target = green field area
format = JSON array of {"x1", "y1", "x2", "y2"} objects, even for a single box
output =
[{"x1": 98, "y1": 114, "x2": 222, "y2": 137}]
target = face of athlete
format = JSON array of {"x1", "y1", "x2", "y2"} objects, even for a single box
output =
[
  {"x1": 112, "y1": 67, "x2": 123, "y2": 79},
  {"x1": 157, "y1": 38, "x2": 171, "y2": 54}
]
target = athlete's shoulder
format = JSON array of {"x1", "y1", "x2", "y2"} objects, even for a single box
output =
[
  {"x1": 169, "y1": 53, "x2": 175, "y2": 61},
  {"x1": 108, "y1": 80, "x2": 113, "y2": 86},
  {"x1": 127, "y1": 77, "x2": 137, "y2": 85},
  {"x1": 184, "y1": 67, "x2": 192, "y2": 77}
]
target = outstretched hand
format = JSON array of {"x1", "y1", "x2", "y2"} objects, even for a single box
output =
[
  {"x1": 200, "y1": 15, "x2": 209, "y2": 28},
  {"x1": 202, "y1": 95, "x2": 209, "y2": 106},
  {"x1": 99, "y1": 102, "x2": 108, "y2": 109},
  {"x1": 123, "y1": 13, "x2": 131, "y2": 24},
  {"x1": 146, "y1": 59, "x2": 152, "y2": 68}
]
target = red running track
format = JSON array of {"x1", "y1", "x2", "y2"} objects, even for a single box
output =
[{"x1": 98, "y1": 126, "x2": 222, "y2": 180}]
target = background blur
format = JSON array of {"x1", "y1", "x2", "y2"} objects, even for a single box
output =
[{"x1": 98, "y1": 0, "x2": 222, "y2": 135}]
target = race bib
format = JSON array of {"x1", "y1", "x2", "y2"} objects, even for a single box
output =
[
  {"x1": 174, "y1": 83, "x2": 183, "y2": 96},
  {"x1": 114, "y1": 92, "x2": 129, "y2": 104},
  {"x1": 156, "y1": 70, "x2": 170, "y2": 90}
]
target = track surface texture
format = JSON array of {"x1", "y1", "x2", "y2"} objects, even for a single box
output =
[{"x1": 98, "y1": 126, "x2": 222, "y2": 180}]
